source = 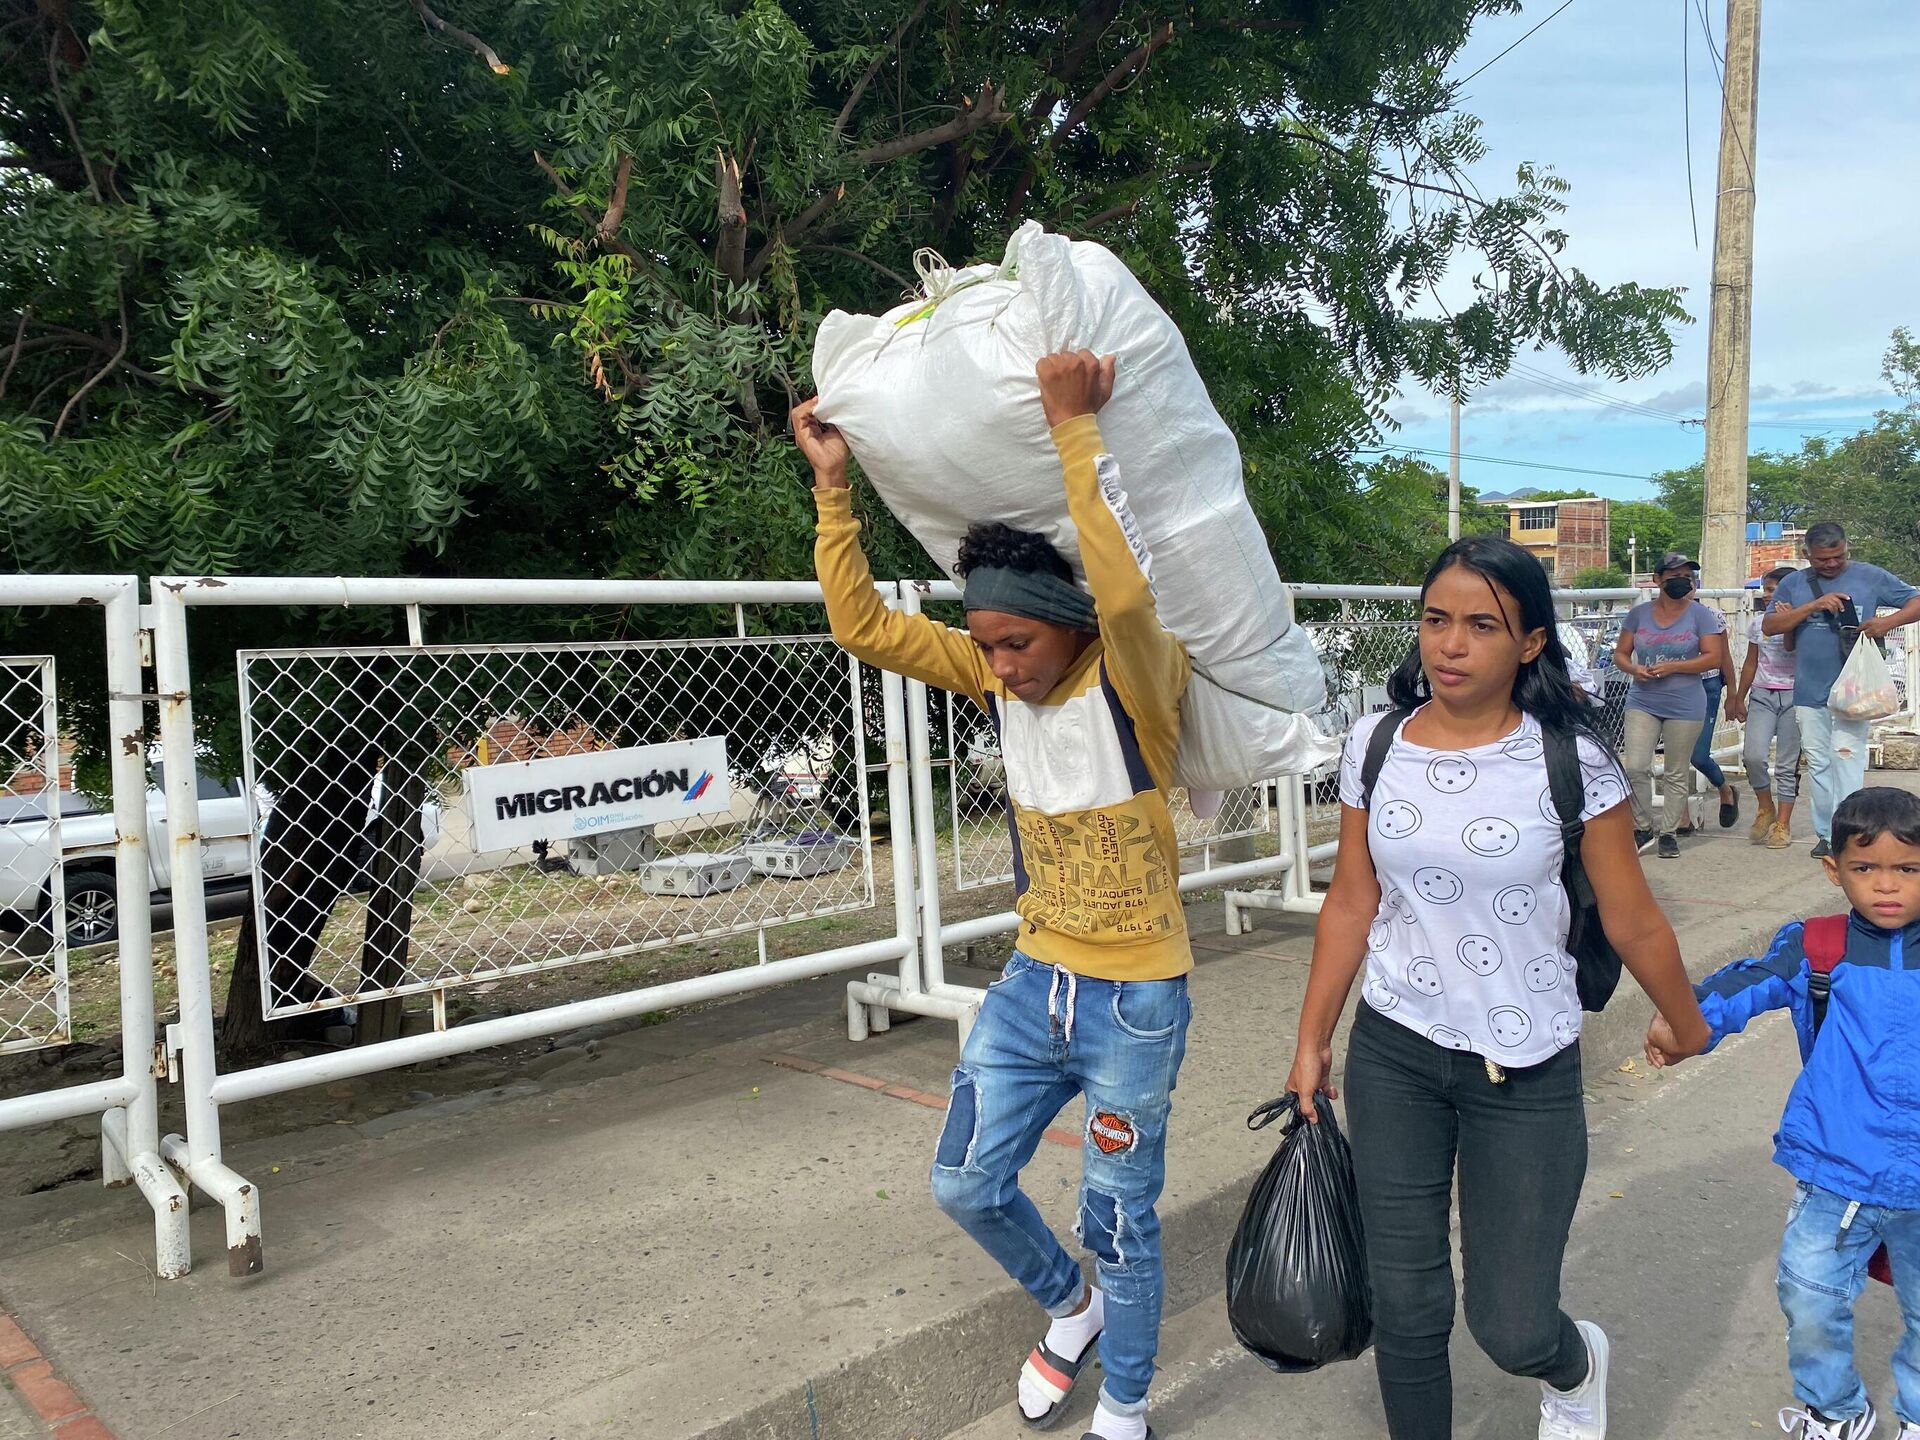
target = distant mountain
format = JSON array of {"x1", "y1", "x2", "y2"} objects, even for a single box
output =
[{"x1": 1477, "y1": 486, "x2": 1543, "y2": 503}]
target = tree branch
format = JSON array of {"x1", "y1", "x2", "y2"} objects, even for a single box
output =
[
  {"x1": 833, "y1": 0, "x2": 932, "y2": 145},
  {"x1": 53, "y1": 285, "x2": 129, "y2": 438},
  {"x1": 800, "y1": 244, "x2": 915, "y2": 293},
  {"x1": 1193, "y1": 16, "x2": 1308, "y2": 32},
  {"x1": 595, "y1": 151, "x2": 633, "y2": 246},
  {"x1": 45, "y1": 32, "x2": 102, "y2": 202},
  {"x1": 1052, "y1": 22, "x2": 1175, "y2": 146},
  {"x1": 407, "y1": 0, "x2": 509, "y2": 73},
  {"x1": 714, "y1": 147, "x2": 748, "y2": 286},
  {"x1": 0, "y1": 307, "x2": 28, "y2": 401},
  {"x1": 746, "y1": 184, "x2": 844, "y2": 280},
  {"x1": 1024, "y1": 0, "x2": 1125, "y2": 131},
  {"x1": 855, "y1": 82, "x2": 1010, "y2": 165}
]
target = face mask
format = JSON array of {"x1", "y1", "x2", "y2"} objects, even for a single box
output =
[{"x1": 1662, "y1": 576, "x2": 1693, "y2": 599}]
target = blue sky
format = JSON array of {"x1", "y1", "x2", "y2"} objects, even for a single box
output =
[{"x1": 1380, "y1": 0, "x2": 1920, "y2": 502}]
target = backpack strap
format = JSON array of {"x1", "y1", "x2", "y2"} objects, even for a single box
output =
[
  {"x1": 1542, "y1": 725, "x2": 1586, "y2": 831},
  {"x1": 1801, "y1": 913, "x2": 1851, "y2": 1036},
  {"x1": 1358, "y1": 709, "x2": 1413, "y2": 810}
]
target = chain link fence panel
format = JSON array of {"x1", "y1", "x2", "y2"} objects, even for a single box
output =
[
  {"x1": 236, "y1": 637, "x2": 879, "y2": 1018},
  {"x1": 0, "y1": 658, "x2": 69, "y2": 1052}
]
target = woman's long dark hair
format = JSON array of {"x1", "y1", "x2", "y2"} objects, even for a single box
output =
[{"x1": 1385, "y1": 535, "x2": 1604, "y2": 741}]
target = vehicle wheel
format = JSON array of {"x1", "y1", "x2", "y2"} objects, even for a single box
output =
[{"x1": 60, "y1": 867, "x2": 120, "y2": 949}]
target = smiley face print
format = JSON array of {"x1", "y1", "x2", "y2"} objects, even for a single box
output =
[
  {"x1": 1375, "y1": 799, "x2": 1423, "y2": 839},
  {"x1": 1488, "y1": 1006, "x2": 1534, "y2": 1047},
  {"x1": 1364, "y1": 974, "x2": 1401, "y2": 1012},
  {"x1": 1456, "y1": 934, "x2": 1502, "y2": 975},
  {"x1": 1427, "y1": 754, "x2": 1477, "y2": 794},
  {"x1": 1369, "y1": 917, "x2": 1394, "y2": 953},
  {"x1": 1412, "y1": 866, "x2": 1464, "y2": 904},
  {"x1": 1494, "y1": 885, "x2": 1537, "y2": 926},
  {"x1": 1501, "y1": 732, "x2": 1545, "y2": 762},
  {"x1": 1585, "y1": 772, "x2": 1627, "y2": 812},
  {"x1": 1382, "y1": 887, "x2": 1418, "y2": 925},
  {"x1": 1551, "y1": 1011, "x2": 1579, "y2": 1047},
  {"x1": 1428, "y1": 1025, "x2": 1473, "y2": 1051},
  {"x1": 1524, "y1": 954, "x2": 1562, "y2": 993},
  {"x1": 1406, "y1": 957, "x2": 1444, "y2": 996},
  {"x1": 1462, "y1": 817, "x2": 1521, "y2": 857}
]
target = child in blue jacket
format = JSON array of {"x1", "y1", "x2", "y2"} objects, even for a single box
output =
[{"x1": 1649, "y1": 786, "x2": 1920, "y2": 1440}]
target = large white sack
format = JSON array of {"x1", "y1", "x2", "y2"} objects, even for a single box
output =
[{"x1": 813, "y1": 222, "x2": 1336, "y2": 785}]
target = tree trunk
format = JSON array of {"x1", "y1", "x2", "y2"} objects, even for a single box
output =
[{"x1": 355, "y1": 756, "x2": 426, "y2": 1046}]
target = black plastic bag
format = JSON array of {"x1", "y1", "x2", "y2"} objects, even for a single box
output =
[{"x1": 1225, "y1": 1092, "x2": 1372, "y2": 1373}]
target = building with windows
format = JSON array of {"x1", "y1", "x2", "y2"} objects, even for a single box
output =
[{"x1": 1503, "y1": 497, "x2": 1612, "y2": 582}]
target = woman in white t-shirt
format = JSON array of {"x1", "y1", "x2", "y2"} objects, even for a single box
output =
[{"x1": 1285, "y1": 535, "x2": 1711, "y2": 1440}]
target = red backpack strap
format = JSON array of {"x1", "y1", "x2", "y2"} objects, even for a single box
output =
[
  {"x1": 1801, "y1": 914, "x2": 1851, "y2": 1037},
  {"x1": 1802, "y1": 914, "x2": 1850, "y2": 972}
]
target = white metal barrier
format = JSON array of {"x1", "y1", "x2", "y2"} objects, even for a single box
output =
[
  {"x1": 148, "y1": 575, "x2": 925, "y2": 1274},
  {"x1": 10, "y1": 569, "x2": 1907, "y2": 1281},
  {"x1": 0, "y1": 576, "x2": 189, "y2": 1277}
]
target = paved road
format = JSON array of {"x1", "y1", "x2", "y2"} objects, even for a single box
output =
[{"x1": 951, "y1": 1008, "x2": 1905, "y2": 1439}]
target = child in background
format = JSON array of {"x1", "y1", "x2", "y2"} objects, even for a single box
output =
[
  {"x1": 1727, "y1": 566, "x2": 1802, "y2": 849},
  {"x1": 1648, "y1": 787, "x2": 1920, "y2": 1440}
]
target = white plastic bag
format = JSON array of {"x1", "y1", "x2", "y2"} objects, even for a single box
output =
[
  {"x1": 812, "y1": 222, "x2": 1336, "y2": 785},
  {"x1": 1828, "y1": 638, "x2": 1900, "y2": 721}
]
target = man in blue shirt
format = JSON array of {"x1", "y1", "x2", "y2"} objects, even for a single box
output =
[{"x1": 1764, "y1": 522, "x2": 1920, "y2": 857}]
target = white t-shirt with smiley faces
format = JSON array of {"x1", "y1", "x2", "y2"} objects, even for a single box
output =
[{"x1": 1338, "y1": 708, "x2": 1627, "y2": 1067}]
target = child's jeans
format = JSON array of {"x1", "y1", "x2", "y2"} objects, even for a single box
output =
[{"x1": 1779, "y1": 1180, "x2": 1920, "y2": 1423}]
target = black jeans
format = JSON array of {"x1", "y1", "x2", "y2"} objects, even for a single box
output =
[{"x1": 1344, "y1": 1004, "x2": 1591, "y2": 1438}]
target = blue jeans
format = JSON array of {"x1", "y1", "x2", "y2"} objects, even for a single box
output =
[
  {"x1": 932, "y1": 953, "x2": 1191, "y2": 1413},
  {"x1": 1692, "y1": 673, "x2": 1728, "y2": 789},
  {"x1": 1778, "y1": 1180, "x2": 1920, "y2": 1423},
  {"x1": 1797, "y1": 706, "x2": 1872, "y2": 843}
]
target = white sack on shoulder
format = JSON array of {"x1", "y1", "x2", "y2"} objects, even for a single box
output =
[{"x1": 813, "y1": 222, "x2": 1330, "y2": 785}]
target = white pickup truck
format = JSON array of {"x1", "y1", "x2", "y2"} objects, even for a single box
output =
[
  {"x1": 0, "y1": 764, "x2": 255, "y2": 949},
  {"x1": 0, "y1": 766, "x2": 441, "y2": 950}
]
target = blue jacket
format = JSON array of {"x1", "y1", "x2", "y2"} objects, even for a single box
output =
[{"x1": 1697, "y1": 911, "x2": 1920, "y2": 1209}]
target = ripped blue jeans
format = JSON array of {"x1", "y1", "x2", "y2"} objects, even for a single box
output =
[{"x1": 932, "y1": 952, "x2": 1191, "y2": 1413}]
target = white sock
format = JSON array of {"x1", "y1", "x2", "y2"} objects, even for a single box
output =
[
  {"x1": 1017, "y1": 1284, "x2": 1104, "y2": 1419},
  {"x1": 1086, "y1": 1397, "x2": 1149, "y2": 1440}
]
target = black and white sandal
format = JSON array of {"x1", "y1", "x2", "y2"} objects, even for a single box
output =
[{"x1": 1020, "y1": 1331, "x2": 1102, "y2": 1431}]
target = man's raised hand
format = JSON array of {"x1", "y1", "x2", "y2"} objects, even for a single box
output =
[
  {"x1": 1036, "y1": 349, "x2": 1117, "y2": 429},
  {"x1": 791, "y1": 396, "x2": 851, "y2": 489}
]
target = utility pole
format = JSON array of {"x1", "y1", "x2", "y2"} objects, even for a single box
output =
[
  {"x1": 1700, "y1": 0, "x2": 1762, "y2": 592},
  {"x1": 1629, "y1": 532, "x2": 1638, "y2": 585},
  {"x1": 1447, "y1": 396, "x2": 1462, "y2": 541}
]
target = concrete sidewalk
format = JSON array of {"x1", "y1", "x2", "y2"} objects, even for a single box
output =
[{"x1": 0, "y1": 791, "x2": 1897, "y2": 1440}]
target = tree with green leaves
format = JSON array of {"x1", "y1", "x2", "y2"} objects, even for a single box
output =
[
  {"x1": 1, "y1": 0, "x2": 1691, "y2": 1054},
  {"x1": 1608, "y1": 498, "x2": 1678, "y2": 573},
  {"x1": 1800, "y1": 329, "x2": 1920, "y2": 577},
  {"x1": 1651, "y1": 452, "x2": 1812, "y2": 556}
]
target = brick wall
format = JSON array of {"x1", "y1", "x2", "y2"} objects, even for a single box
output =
[
  {"x1": 1551, "y1": 498, "x2": 1612, "y2": 582},
  {"x1": 1749, "y1": 534, "x2": 1805, "y2": 579}
]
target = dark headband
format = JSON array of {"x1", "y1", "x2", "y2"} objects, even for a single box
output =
[{"x1": 962, "y1": 565, "x2": 1097, "y2": 632}]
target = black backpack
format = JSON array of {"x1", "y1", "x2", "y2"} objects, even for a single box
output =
[{"x1": 1359, "y1": 710, "x2": 1624, "y2": 1013}]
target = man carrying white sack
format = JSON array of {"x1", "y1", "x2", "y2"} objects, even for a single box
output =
[{"x1": 793, "y1": 350, "x2": 1187, "y2": 1440}]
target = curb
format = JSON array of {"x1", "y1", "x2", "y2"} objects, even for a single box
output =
[{"x1": 0, "y1": 1307, "x2": 115, "y2": 1439}]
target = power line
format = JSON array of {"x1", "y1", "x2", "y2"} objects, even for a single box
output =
[
  {"x1": 1681, "y1": 0, "x2": 1700, "y2": 247},
  {"x1": 1360, "y1": 444, "x2": 1659, "y2": 483},
  {"x1": 1455, "y1": 0, "x2": 1579, "y2": 87},
  {"x1": 1507, "y1": 360, "x2": 1698, "y2": 424}
]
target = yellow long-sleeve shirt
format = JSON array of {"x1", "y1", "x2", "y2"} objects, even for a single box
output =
[{"x1": 814, "y1": 415, "x2": 1194, "y2": 981}]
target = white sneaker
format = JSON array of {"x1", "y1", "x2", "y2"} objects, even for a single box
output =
[
  {"x1": 1779, "y1": 1400, "x2": 1879, "y2": 1440},
  {"x1": 1539, "y1": 1320, "x2": 1609, "y2": 1439},
  {"x1": 1894, "y1": 1420, "x2": 1919, "y2": 1440}
]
